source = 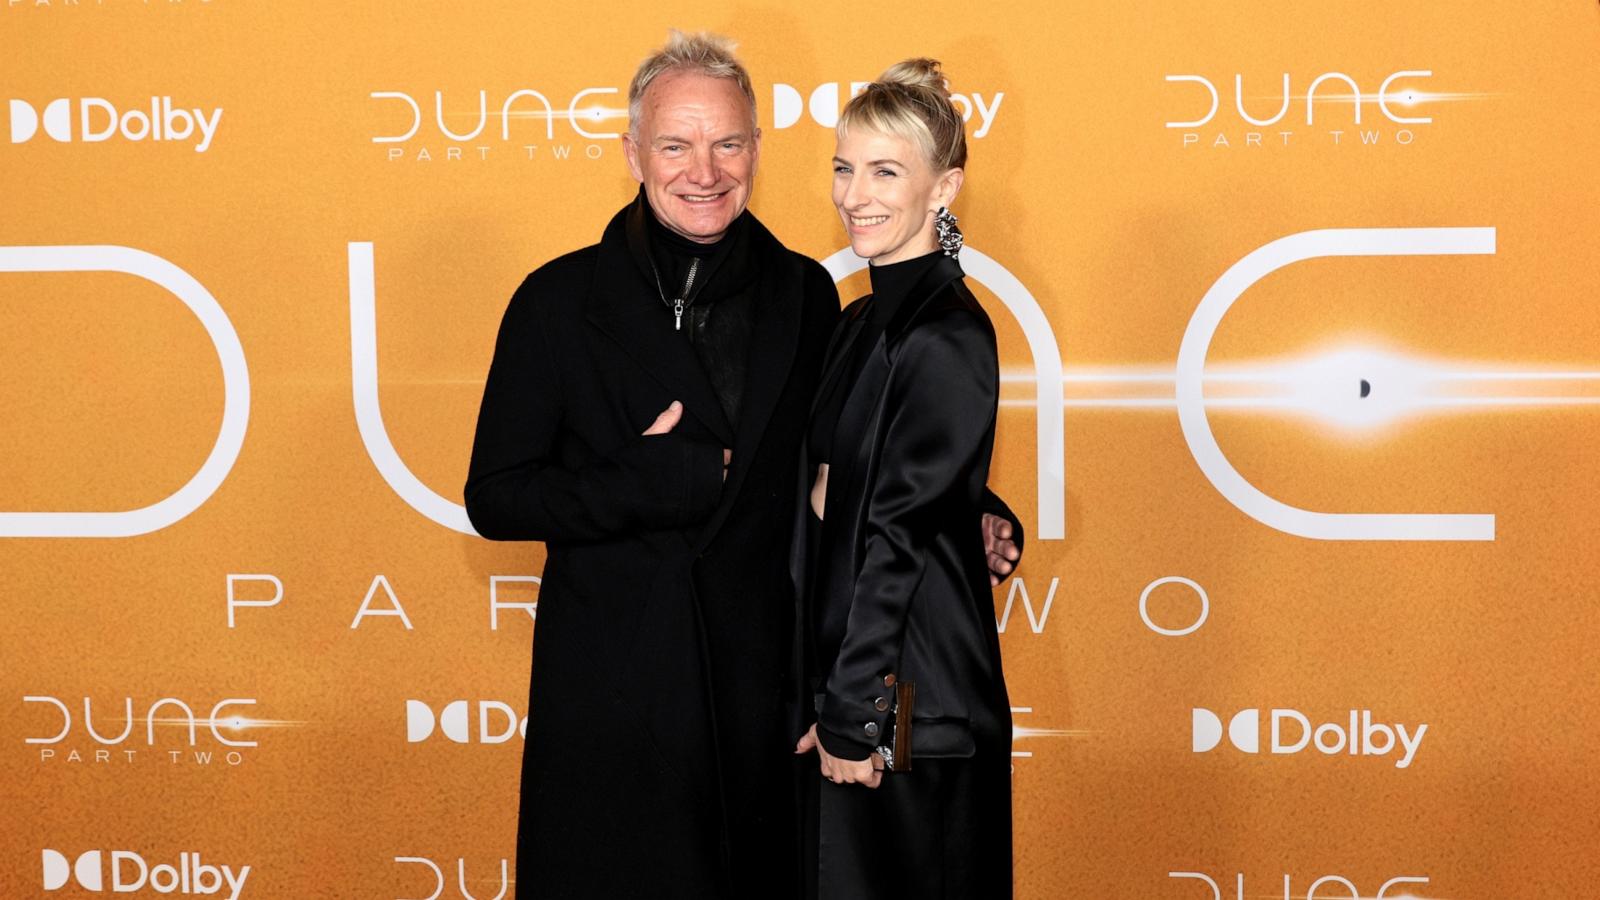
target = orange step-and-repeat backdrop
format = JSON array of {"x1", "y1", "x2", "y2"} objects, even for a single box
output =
[{"x1": 4, "y1": 1, "x2": 1599, "y2": 897}]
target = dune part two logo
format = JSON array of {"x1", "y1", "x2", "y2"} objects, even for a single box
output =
[
  {"x1": 369, "y1": 88, "x2": 622, "y2": 162},
  {"x1": 23, "y1": 695, "x2": 281, "y2": 768},
  {"x1": 1191, "y1": 707, "x2": 1427, "y2": 769},
  {"x1": 9, "y1": 98, "x2": 222, "y2": 152},
  {"x1": 406, "y1": 700, "x2": 528, "y2": 744},
  {"x1": 42, "y1": 849, "x2": 250, "y2": 898},
  {"x1": 1163, "y1": 70, "x2": 1444, "y2": 148}
]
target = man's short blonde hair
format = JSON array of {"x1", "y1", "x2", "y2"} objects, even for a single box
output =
[{"x1": 628, "y1": 30, "x2": 758, "y2": 138}]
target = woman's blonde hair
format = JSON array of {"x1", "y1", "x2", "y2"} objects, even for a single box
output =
[{"x1": 837, "y1": 58, "x2": 967, "y2": 171}]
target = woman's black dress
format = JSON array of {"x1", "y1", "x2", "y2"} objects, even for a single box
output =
[{"x1": 798, "y1": 249, "x2": 1013, "y2": 900}]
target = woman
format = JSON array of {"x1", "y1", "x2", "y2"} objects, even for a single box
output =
[{"x1": 793, "y1": 58, "x2": 1012, "y2": 899}]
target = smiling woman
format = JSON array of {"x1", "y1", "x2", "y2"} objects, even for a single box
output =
[{"x1": 794, "y1": 58, "x2": 1014, "y2": 900}]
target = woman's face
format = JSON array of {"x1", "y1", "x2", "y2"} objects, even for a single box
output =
[{"x1": 832, "y1": 126, "x2": 961, "y2": 266}]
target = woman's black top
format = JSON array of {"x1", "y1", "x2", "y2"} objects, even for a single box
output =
[{"x1": 807, "y1": 249, "x2": 946, "y2": 465}]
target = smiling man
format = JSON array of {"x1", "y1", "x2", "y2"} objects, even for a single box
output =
[{"x1": 464, "y1": 31, "x2": 1020, "y2": 900}]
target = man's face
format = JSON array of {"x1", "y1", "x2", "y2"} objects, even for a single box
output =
[{"x1": 624, "y1": 70, "x2": 761, "y2": 244}]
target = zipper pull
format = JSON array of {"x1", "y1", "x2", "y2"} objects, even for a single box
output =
[{"x1": 673, "y1": 258, "x2": 698, "y2": 332}]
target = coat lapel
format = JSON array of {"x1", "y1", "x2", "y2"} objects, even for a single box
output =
[
  {"x1": 584, "y1": 204, "x2": 737, "y2": 446},
  {"x1": 694, "y1": 217, "x2": 806, "y2": 548},
  {"x1": 823, "y1": 337, "x2": 888, "y2": 579}
]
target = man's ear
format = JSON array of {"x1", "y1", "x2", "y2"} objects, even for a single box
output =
[{"x1": 623, "y1": 133, "x2": 644, "y2": 183}]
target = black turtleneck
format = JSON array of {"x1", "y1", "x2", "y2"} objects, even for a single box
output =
[
  {"x1": 806, "y1": 249, "x2": 945, "y2": 465},
  {"x1": 645, "y1": 196, "x2": 726, "y2": 286},
  {"x1": 864, "y1": 248, "x2": 944, "y2": 327},
  {"x1": 625, "y1": 189, "x2": 756, "y2": 427}
]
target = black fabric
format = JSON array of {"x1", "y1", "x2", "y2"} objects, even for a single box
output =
[
  {"x1": 792, "y1": 253, "x2": 1013, "y2": 760},
  {"x1": 467, "y1": 198, "x2": 1024, "y2": 899},
  {"x1": 465, "y1": 201, "x2": 841, "y2": 899},
  {"x1": 801, "y1": 758, "x2": 1012, "y2": 900},
  {"x1": 627, "y1": 189, "x2": 756, "y2": 428},
  {"x1": 790, "y1": 256, "x2": 1013, "y2": 898},
  {"x1": 807, "y1": 250, "x2": 944, "y2": 465}
]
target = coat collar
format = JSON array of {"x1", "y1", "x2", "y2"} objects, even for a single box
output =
[{"x1": 586, "y1": 202, "x2": 737, "y2": 445}]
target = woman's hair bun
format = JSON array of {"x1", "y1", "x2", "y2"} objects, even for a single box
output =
[{"x1": 877, "y1": 57, "x2": 949, "y2": 97}]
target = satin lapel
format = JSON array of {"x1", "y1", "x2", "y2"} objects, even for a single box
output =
[
  {"x1": 694, "y1": 230, "x2": 805, "y2": 549},
  {"x1": 824, "y1": 334, "x2": 892, "y2": 581},
  {"x1": 584, "y1": 209, "x2": 736, "y2": 445}
]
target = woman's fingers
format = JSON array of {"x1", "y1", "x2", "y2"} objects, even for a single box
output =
[
  {"x1": 810, "y1": 733, "x2": 881, "y2": 786},
  {"x1": 863, "y1": 753, "x2": 884, "y2": 788},
  {"x1": 822, "y1": 756, "x2": 879, "y2": 786}
]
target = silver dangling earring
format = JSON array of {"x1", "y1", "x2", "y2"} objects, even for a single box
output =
[{"x1": 934, "y1": 206, "x2": 963, "y2": 259}]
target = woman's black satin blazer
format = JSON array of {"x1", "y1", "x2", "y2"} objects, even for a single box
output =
[{"x1": 792, "y1": 253, "x2": 1012, "y2": 763}]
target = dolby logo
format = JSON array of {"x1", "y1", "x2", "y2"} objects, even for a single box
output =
[
  {"x1": 8, "y1": 97, "x2": 223, "y2": 152},
  {"x1": 771, "y1": 82, "x2": 1003, "y2": 136},
  {"x1": 42, "y1": 849, "x2": 250, "y2": 898},
  {"x1": 406, "y1": 699, "x2": 528, "y2": 744},
  {"x1": 1191, "y1": 707, "x2": 1428, "y2": 769}
]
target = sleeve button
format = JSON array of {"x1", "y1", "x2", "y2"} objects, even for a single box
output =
[
  {"x1": 864, "y1": 722, "x2": 880, "y2": 738},
  {"x1": 882, "y1": 674, "x2": 896, "y2": 688},
  {"x1": 874, "y1": 697, "x2": 889, "y2": 711}
]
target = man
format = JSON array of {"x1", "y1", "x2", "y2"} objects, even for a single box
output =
[{"x1": 464, "y1": 31, "x2": 1020, "y2": 899}]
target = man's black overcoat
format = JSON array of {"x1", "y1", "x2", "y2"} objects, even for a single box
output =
[{"x1": 464, "y1": 200, "x2": 840, "y2": 899}]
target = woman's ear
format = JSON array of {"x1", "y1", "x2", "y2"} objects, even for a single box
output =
[{"x1": 933, "y1": 167, "x2": 965, "y2": 210}]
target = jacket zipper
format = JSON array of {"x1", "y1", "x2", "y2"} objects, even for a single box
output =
[
  {"x1": 674, "y1": 258, "x2": 700, "y2": 331},
  {"x1": 648, "y1": 255, "x2": 700, "y2": 332}
]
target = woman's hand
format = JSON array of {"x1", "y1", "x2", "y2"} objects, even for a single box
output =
[{"x1": 795, "y1": 723, "x2": 883, "y2": 789}]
